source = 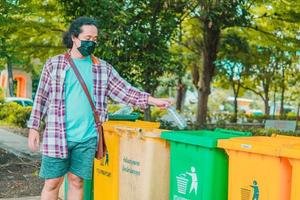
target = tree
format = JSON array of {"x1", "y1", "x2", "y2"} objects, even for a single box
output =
[
  {"x1": 0, "y1": 0, "x2": 66, "y2": 97},
  {"x1": 169, "y1": 18, "x2": 201, "y2": 112},
  {"x1": 183, "y1": 0, "x2": 253, "y2": 126},
  {"x1": 60, "y1": 0, "x2": 195, "y2": 120},
  {"x1": 240, "y1": 46, "x2": 278, "y2": 116},
  {"x1": 285, "y1": 56, "x2": 300, "y2": 123},
  {"x1": 178, "y1": 0, "x2": 300, "y2": 126},
  {"x1": 276, "y1": 51, "x2": 299, "y2": 117},
  {"x1": 215, "y1": 33, "x2": 250, "y2": 122}
]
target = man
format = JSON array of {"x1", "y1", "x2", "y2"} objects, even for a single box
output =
[{"x1": 27, "y1": 16, "x2": 172, "y2": 200}]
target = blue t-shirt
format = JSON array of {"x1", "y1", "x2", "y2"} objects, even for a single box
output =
[{"x1": 64, "y1": 56, "x2": 97, "y2": 142}]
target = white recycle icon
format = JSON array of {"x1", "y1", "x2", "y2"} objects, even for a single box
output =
[{"x1": 176, "y1": 167, "x2": 198, "y2": 195}]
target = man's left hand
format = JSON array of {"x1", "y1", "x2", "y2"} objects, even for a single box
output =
[{"x1": 148, "y1": 96, "x2": 175, "y2": 109}]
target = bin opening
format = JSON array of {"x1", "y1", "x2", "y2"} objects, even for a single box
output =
[{"x1": 108, "y1": 112, "x2": 140, "y2": 121}]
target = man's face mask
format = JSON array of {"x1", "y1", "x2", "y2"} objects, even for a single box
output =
[{"x1": 77, "y1": 40, "x2": 96, "y2": 56}]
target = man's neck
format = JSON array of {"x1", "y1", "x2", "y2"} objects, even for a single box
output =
[{"x1": 70, "y1": 48, "x2": 84, "y2": 59}]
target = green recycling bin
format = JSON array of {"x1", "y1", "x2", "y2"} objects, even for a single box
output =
[{"x1": 161, "y1": 130, "x2": 252, "y2": 200}]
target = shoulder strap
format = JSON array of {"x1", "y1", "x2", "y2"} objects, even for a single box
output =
[
  {"x1": 64, "y1": 53, "x2": 106, "y2": 159},
  {"x1": 64, "y1": 53, "x2": 101, "y2": 127}
]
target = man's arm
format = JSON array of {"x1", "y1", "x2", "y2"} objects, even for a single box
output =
[
  {"x1": 27, "y1": 61, "x2": 51, "y2": 130},
  {"x1": 107, "y1": 65, "x2": 150, "y2": 109}
]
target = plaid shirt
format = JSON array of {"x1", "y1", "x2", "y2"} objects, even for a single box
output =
[{"x1": 27, "y1": 53, "x2": 150, "y2": 158}]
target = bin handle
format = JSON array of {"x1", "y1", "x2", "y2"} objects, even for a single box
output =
[
  {"x1": 115, "y1": 126, "x2": 141, "y2": 135},
  {"x1": 114, "y1": 126, "x2": 161, "y2": 139},
  {"x1": 114, "y1": 126, "x2": 141, "y2": 133},
  {"x1": 114, "y1": 126, "x2": 142, "y2": 138}
]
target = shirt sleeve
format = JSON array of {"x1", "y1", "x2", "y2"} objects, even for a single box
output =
[
  {"x1": 27, "y1": 61, "x2": 51, "y2": 130},
  {"x1": 107, "y1": 64, "x2": 150, "y2": 109}
]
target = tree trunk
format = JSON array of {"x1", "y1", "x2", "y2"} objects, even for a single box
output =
[
  {"x1": 262, "y1": 79, "x2": 271, "y2": 117},
  {"x1": 296, "y1": 103, "x2": 300, "y2": 130},
  {"x1": 232, "y1": 83, "x2": 240, "y2": 123},
  {"x1": 280, "y1": 66, "x2": 285, "y2": 117},
  {"x1": 7, "y1": 57, "x2": 14, "y2": 97},
  {"x1": 233, "y1": 95, "x2": 238, "y2": 123},
  {"x1": 280, "y1": 86, "x2": 285, "y2": 117},
  {"x1": 264, "y1": 96, "x2": 270, "y2": 117},
  {"x1": 197, "y1": 87, "x2": 209, "y2": 127},
  {"x1": 144, "y1": 107, "x2": 151, "y2": 121},
  {"x1": 273, "y1": 86, "x2": 277, "y2": 119},
  {"x1": 143, "y1": 89, "x2": 155, "y2": 121},
  {"x1": 176, "y1": 78, "x2": 187, "y2": 112},
  {"x1": 197, "y1": 20, "x2": 220, "y2": 126}
]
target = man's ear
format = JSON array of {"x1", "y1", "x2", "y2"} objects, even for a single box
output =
[{"x1": 71, "y1": 34, "x2": 76, "y2": 42}]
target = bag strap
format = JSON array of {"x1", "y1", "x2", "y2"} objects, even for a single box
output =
[{"x1": 64, "y1": 53, "x2": 102, "y2": 127}]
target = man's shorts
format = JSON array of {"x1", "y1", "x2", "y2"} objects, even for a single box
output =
[{"x1": 39, "y1": 137, "x2": 97, "y2": 180}]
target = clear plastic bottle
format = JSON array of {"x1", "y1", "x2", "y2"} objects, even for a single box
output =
[{"x1": 167, "y1": 106, "x2": 187, "y2": 129}]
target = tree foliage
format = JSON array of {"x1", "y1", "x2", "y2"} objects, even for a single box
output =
[
  {"x1": 60, "y1": 0, "x2": 194, "y2": 94},
  {"x1": 0, "y1": 0, "x2": 66, "y2": 96}
]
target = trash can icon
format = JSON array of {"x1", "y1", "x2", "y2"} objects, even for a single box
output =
[
  {"x1": 176, "y1": 174, "x2": 189, "y2": 195},
  {"x1": 241, "y1": 188, "x2": 251, "y2": 200}
]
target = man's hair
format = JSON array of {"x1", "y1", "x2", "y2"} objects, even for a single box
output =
[{"x1": 62, "y1": 16, "x2": 98, "y2": 48}]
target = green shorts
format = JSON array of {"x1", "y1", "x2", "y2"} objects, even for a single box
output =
[{"x1": 39, "y1": 137, "x2": 97, "y2": 180}]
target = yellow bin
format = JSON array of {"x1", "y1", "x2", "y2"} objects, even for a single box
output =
[
  {"x1": 116, "y1": 127, "x2": 170, "y2": 200},
  {"x1": 94, "y1": 121, "x2": 160, "y2": 200},
  {"x1": 217, "y1": 136, "x2": 298, "y2": 200},
  {"x1": 273, "y1": 135, "x2": 300, "y2": 200}
]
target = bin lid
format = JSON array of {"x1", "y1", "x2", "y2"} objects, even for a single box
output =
[
  {"x1": 218, "y1": 136, "x2": 300, "y2": 157},
  {"x1": 272, "y1": 135, "x2": 300, "y2": 159},
  {"x1": 114, "y1": 126, "x2": 164, "y2": 139},
  {"x1": 160, "y1": 130, "x2": 249, "y2": 148},
  {"x1": 108, "y1": 112, "x2": 140, "y2": 121},
  {"x1": 103, "y1": 121, "x2": 160, "y2": 132},
  {"x1": 280, "y1": 144, "x2": 300, "y2": 159},
  {"x1": 214, "y1": 128, "x2": 252, "y2": 136},
  {"x1": 271, "y1": 134, "x2": 300, "y2": 142}
]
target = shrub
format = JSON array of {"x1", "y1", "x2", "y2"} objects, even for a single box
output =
[
  {"x1": 214, "y1": 126, "x2": 300, "y2": 137},
  {"x1": 0, "y1": 102, "x2": 32, "y2": 128},
  {"x1": 11, "y1": 106, "x2": 32, "y2": 128},
  {"x1": 0, "y1": 88, "x2": 4, "y2": 104},
  {"x1": 108, "y1": 104, "x2": 122, "y2": 113},
  {"x1": 151, "y1": 107, "x2": 168, "y2": 121},
  {"x1": 286, "y1": 112, "x2": 297, "y2": 120}
]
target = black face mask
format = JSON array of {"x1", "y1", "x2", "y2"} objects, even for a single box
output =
[{"x1": 77, "y1": 40, "x2": 96, "y2": 56}]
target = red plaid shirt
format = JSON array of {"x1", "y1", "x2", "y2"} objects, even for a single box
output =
[{"x1": 27, "y1": 54, "x2": 149, "y2": 158}]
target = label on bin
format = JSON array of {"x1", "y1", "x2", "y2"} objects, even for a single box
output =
[
  {"x1": 96, "y1": 168, "x2": 111, "y2": 177},
  {"x1": 122, "y1": 157, "x2": 141, "y2": 176},
  {"x1": 241, "y1": 144, "x2": 252, "y2": 149},
  {"x1": 174, "y1": 167, "x2": 198, "y2": 200}
]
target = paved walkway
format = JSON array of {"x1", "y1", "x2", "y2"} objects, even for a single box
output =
[
  {"x1": 1, "y1": 196, "x2": 40, "y2": 200},
  {"x1": 0, "y1": 129, "x2": 43, "y2": 200},
  {"x1": 0, "y1": 128, "x2": 40, "y2": 160}
]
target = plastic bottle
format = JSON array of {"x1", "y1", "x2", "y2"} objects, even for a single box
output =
[{"x1": 167, "y1": 106, "x2": 187, "y2": 129}]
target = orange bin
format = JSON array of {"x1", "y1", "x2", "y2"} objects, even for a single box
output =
[
  {"x1": 272, "y1": 135, "x2": 300, "y2": 200},
  {"x1": 217, "y1": 136, "x2": 300, "y2": 200}
]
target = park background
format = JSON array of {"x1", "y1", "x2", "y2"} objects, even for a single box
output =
[{"x1": 0, "y1": 1, "x2": 299, "y2": 198}]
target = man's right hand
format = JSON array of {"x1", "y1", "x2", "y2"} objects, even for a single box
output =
[{"x1": 28, "y1": 129, "x2": 40, "y2": 152}]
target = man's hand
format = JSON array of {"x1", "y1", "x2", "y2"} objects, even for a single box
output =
[
  {"x1": 28, "y1": 129, "x2": 40, "y2": 152},
  {"x1": 148, "y1": 96, "x2": 175, "y2": 109}
]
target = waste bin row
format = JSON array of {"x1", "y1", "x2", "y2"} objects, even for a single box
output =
[{"x1": 63, "y1": 120, "x2": 300, "y2": 200}]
